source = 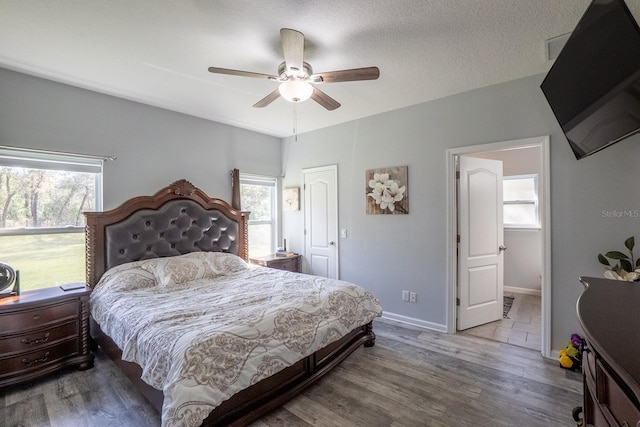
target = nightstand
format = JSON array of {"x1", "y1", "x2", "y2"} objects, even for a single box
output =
[
  {"x1": 0, "y1": 285, "x2": 93, "y2": 388},
  {"x1": 250, "y1": 254, "x2": 302, "y2": 273}
]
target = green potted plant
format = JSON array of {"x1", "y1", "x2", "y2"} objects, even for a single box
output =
[{"x1": 598, "y1": 236, "x2": 640, "y2": 281}]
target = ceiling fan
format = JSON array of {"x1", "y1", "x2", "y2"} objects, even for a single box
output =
[{"x1": 208, "y1": 28, "x2": 380, "y2": 111}]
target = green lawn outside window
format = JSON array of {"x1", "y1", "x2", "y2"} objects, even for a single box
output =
[{"x1": 0, "y1": 232, "x2": 85, "y2": 291}]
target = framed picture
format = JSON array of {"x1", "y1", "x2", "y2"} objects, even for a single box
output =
[
  {"x1": 283, "y1": 187, "x2": 300, "y2": 211},
  {"x1": 366, "y1": 166, "x2": 408, "y2": 214}
]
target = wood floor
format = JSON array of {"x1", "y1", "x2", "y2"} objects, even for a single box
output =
[{"x1": 0, "y1": 319, "x2": 583, "y2": 426}]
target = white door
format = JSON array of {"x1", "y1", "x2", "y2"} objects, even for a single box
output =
[
  {"x1": 457, "y1": 156, "x2": 504, "y2": 330},
  {"x1": 303, "y1": 165, "x2": 338, "y2": 278}
]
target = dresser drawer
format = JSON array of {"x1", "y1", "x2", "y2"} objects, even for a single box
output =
[
  {"x1": 0, "y1": 339, "x2": 79, "y2": 378},
  {"x1": 597, "y1": 360, "x2": 640, "y2": 426},
  {"x1": 584, "y1": 349, "x2": 596, "y2": 378},
  {"x1": 584, "y1": 351, "x2": 597, "y2": 393},
  {"x1": 0, "y1": 300, "x2": 78, "y2": 335},
  {"x1": 0, "y1": 321, "x2": 78, "y2": 355},
  {"x1": 585, "y1": 379, "x2": 608, "y2": 426}
]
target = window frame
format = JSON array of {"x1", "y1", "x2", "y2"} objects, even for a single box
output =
[
  {"x1": 239, "y1": 173, "x2": 279, "y2": 256},
  {"x1": 0, "y1": 147, "x2": 103, "y2": 237},
  {"x1": 503, "y1": 174, "x2": 540, "y2": 229}
]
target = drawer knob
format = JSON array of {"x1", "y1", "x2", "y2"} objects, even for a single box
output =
[
  {"x1": 21, "y1": 351, "x2": 50, "y2": 367},
  {"x1": 21, "y1": 332, "x2": 50, "y2": 345},
  {"x1": 32, "y1": 314, "x2": 41, "y2": 321}
]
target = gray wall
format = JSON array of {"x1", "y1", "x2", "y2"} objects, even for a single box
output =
[
  {"x1": 282, "y1": 73, "x2": 640, "y2": 351},
  {"x1": 0, "y1": 68, "x2": 281, "y2": 209},
  {"x1": 503, "y1": 229, "x2": 542, "y2": 291}
]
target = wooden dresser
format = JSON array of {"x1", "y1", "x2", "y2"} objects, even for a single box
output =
[
  {"x1": 249, "y1": 254, "x2": 302, "y2": 273},
  {"x1": 577, "y1": 277, "x2": 640, "y2": 426},
  {"x1": 0, "y1": 285, "x2": 93, "y2": 388}
]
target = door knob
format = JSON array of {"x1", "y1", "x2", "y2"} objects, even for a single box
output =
[
  {"x1": 329, "y1": 241, "x2": 336, "y2": 246},
  {"x1": 499, "y1": 245, "x2": 507, "y2": 252}
]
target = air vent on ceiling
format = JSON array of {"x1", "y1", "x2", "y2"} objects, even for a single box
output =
[{"x1": 545, "y1": 32, "x2": 571, "y2": 61}]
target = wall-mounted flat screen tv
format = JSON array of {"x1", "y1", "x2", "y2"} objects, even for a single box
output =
[{"x1": 540, "y1": 0, "x2": 640, "y2": 160}]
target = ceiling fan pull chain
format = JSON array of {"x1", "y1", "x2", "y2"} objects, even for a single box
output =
[{"x1": 293, "y1": 103, "x2": 298, "y2": 141}]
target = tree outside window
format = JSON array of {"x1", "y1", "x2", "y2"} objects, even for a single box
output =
[{"x1": 1, "y1": 169, "x2": 95, "y2": 229}]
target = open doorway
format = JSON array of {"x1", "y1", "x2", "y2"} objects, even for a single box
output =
[
  {"x1": 463, "y1": 290, "x2": 542, "y2": 351},
  {"x1": 446, "y1": 136, "x2": 551, "y2": 357}
]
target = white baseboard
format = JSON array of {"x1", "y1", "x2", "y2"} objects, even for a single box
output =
[
  {"x1": 380, "y1": 312, "x2": 448, "y2": 333},
  {"x1": 548, "y1": 349, "x2": 561, "y2": 361},
  {"x1": 504, "y1": 286, "x2": 541, "y2": 296}
]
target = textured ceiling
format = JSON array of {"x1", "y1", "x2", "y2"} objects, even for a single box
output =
[{"x1": 1, "y1": 0, "x2": 637, "y2": 138}]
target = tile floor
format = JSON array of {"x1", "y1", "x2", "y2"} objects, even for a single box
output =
[{"x1": 461, "y1": 291, "x2": 542, "y2": 351}]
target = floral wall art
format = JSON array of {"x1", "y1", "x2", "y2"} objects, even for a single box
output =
[
  {"x1": 283, "y1": 187, "x2": 299, "y2": 211},
  {"x1": 366, "y1": 166, "x2": 408, "y2": 214}
]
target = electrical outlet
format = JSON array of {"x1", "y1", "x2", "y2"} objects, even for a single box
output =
[
  {"x1": 409, "y1": 292, "x2": 417, "y2": 303},
  {"x1": 402, "y1": 290, "x2": 409, "y2": 301}
]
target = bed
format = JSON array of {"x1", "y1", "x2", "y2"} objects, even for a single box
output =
[{"x1": 84, "y1": 179, "x2": 382, "y2": 426}]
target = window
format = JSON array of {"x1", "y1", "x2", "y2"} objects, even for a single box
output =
[
  {"x1": 503, "y1": 174, "x2": 539, "y2": 228},
  {"x1": 0, "y1": 147, "x2": 103, "y2": 291},
  {"x1": 239, "y1": 174, "x2": 277, "y2": 257}
]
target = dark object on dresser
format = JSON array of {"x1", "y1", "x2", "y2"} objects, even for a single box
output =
[
  {"x1": 0, "y1": 286, "x2": 93, "y2": 388},
  {"x1": 0, "y1": 262, "x2": 20, "y2": 298},
  {"x1": 250, "y1": 253, "x2": 302, "y2": 272},
  {"x1": 84, "y1": 180, "x2": 376, "y2": 426},
  {"x1": 577, "y1": 276, "x2": 640, "y2": 426}
]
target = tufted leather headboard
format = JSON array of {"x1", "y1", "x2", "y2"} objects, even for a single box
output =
[{"x1": 84, "y1": 179, "x2": 249, "y2": 287}]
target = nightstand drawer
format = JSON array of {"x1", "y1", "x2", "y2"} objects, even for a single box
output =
[
  {"x1": 250, "y1": 254, "x2": 301, "y2": 272},
  {"x1": 0, "y1": 300, "x2": 78, "y2": 335},
  {"x1": 0, "y1": 321, "x2": 78, "y2": 355},
  {"x1": 275, "y1": 258, "x2": 299, "y2": 272},
  {"x1": 0, "y1": 338, "x2": 78, "y2": 378}
]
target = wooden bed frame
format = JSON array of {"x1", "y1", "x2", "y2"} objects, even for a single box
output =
[{"x1": 84, "y1": 179, "x2": 376, "y2": 426}]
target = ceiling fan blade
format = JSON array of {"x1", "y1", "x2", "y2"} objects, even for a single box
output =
[
  {"x1": 208, "y1": 67, "x2": 277, "y2": 80},
  {"x1": 312, "y1": 66, "x2": 380, "y2": 83},
  {"x1": 281, "y1": 28, "x2": 304, "y2": 73},
  {"x1": 253, "y1": 89, "x2": 281, "y2": 108},
  {"x1": 311, "y1": 87, "x2": 341, "y2": 111}
]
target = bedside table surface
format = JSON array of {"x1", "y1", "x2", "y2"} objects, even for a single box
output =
[
  {"x1": 250, "y1": 254, "x2": 300, "y2": 263},
  {"x1": 0, "y1": 284, "x2": 90, "y2": 309}
]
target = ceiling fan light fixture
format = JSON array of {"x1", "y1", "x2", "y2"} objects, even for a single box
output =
[
  {"x1": 208, "y1": 29, "x2": 378, "y2": 110},
  {"x1": 278, "y1": 80, "x2": 313, "y2": 103}
]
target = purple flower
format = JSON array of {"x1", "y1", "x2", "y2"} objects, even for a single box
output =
[{"x1": 571, "y1": 333, "x2": 582, "y2": 347}]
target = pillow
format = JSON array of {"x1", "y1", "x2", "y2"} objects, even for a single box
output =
[
  {"x1": 139, "y1": 252, "x2": 218, "y2": 287},
  {"x1": 96, "y1": 260, "x2": 157, "y2": 292},
  {"x1": 204, "y1": 252, "x2": 249, "y2": 275}
]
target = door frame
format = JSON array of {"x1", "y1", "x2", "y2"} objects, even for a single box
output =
[
  {"x1": 445, "y1": 136, "x2": 551, "y2": 357},
  {"x1": 301, "y1": 164, "x2": 339, "y2": 279}
]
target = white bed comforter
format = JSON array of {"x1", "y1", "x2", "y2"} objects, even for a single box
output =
[{"x1": 90, "y1": 252, "x2": 382, "y2": 427}]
